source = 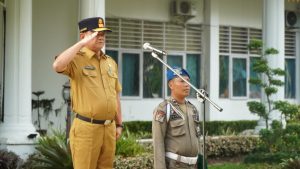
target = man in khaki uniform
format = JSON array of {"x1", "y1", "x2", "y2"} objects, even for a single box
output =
[
  {"x1": 53, "y1": 17, "x2": 123, "y2": 169},
  {"x1": 152, "y1": 67, "x2": 202, "y2": 169}
]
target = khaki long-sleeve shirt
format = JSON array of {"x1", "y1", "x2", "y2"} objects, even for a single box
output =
[{"x1": 61, "y1": 47, "x2": 122, "y2": 120}]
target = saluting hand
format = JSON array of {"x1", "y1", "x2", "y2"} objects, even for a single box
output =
[{"x1": 80, "y1": 31, "x2": 98, "y2": 45}]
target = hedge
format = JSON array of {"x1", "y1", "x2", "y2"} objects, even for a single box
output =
[{"x1": 124, "y1": 120, "x2": 257, "y2": 136}]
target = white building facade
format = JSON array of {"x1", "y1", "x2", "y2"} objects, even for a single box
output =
[{"x1": 0, "y1": 0, "x2": 299, "y2": 158}]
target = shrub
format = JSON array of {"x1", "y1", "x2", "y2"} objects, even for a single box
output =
[
  {"x1": 116, "y1": 129, "x2": 146, "y2": 157},
  {"x1": 280, "y1": 156, "x2": 300, "y2": 169},
  {"x1": 205, "y1": 136, "x2": 259, "y2": 157},
  {"x1": 244, "y1": 152, "x2": 298, "y2": 164},
  {"x1": 28, "y1": 130, "x2": 73, "y2": 169},
  {"x1": 123, "y1": 121, "x2": 152, "y2": 136},
  {"x1": 114, "y1": 153, "x2": 153, "y2": 169},
  {"x1": 0, "y1": 149, "x2": 22, "y2": 169},
  {"x1": 256, "y1": 121, "x2": 300, "y2": 153},
  {"x1": 21, "y1": 153, "x2": 36, "y2": 169},
  {"x1": 203, "y1": 120, "x2": 257, "y2": 136},
  {"x1": 258, "y1": 121, "x2": 284, "y2": 153},
  {"x1": 123, "y1": 120, "x2": 257, "y2": 137}
]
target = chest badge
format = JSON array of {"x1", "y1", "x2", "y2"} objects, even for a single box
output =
[{"x1": 108, "y1": 64, "x2": 113, "y2": 76}]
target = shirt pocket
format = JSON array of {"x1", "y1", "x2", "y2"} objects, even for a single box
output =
[
  {"x1": 107, "y1": 71, "x2": 118, "y2": 93},
  {"x1": 170, "y1": 120, "x2": 186, "y2": 137},
  {"x1": 82, "y1": 69, "x2": 99, "y2": 87}
]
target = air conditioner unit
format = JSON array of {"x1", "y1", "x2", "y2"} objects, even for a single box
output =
[
  {"x1": 285, "y1": 10, "x2": 300, "y2": 27},
  {"x1": 171, "y1": 0, "x2": 194, "y2": 16}
]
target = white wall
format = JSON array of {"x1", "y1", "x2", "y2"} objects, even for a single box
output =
[
  {"x1": 107, "y1": 0, "x2": 263, "y2": 27},
  {"x1": 106, "y1": 0, "x2": 203, "y2": 23},
  {"x1": 219, "y1": 0, "x2": 262, "y2": 28},
  {"x1": 32, "y1": 0, "x2": 78, "y2": 130}
]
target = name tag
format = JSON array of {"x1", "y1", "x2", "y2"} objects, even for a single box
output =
[{"x1": 84, "y1": 65, "x2": 96, "y2": 70}]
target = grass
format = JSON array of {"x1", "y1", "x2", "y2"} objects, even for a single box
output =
[{"x1": 209, "y1": 162, "x2": 281, "y2": 169}]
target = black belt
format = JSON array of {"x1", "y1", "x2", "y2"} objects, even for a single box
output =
[{"x1": 75, "y1": 114, "x2": 113, "y2": 125}]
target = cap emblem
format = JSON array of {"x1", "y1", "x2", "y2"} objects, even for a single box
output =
[
  {"x1": 174, "y1": 69, "x2": 182, "y2": 75},
  {"x1": 98, "y1": 19, "x2": 104, "y2": 28}
]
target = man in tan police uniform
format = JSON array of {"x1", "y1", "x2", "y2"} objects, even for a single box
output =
[
  {"x1": 152, "y1": 67, "x2": 202, "y2": 169},
  {"x1": 53, "y1": 17, "x2": 123, "y2": 169}
]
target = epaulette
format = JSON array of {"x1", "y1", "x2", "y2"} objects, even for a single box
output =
[
  {"x1": 104, "y1": 54, "x2": 111, "y2": 58},
  {"x1": 187, "y1": 100, "x2": 196, "y2": 108},
  {"x1": 153, "y1": 100, "x2": 169, "y2": 123},
  {"x1": 77, "y1": 50, "x2": 85, "y2": 56},
  {"x1": 159, "y1": 100, "x2": 168, "y2": 107}
]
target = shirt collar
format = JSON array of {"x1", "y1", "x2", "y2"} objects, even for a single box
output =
[
  {"x1": 80, "y1": 47, "x2": 107, "y2": 59},
  {"x1": 168, "y1": 97, "x2": 187, "y2": 106}
]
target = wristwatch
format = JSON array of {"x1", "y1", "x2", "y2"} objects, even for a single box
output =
[{"x1": 116, "y1": 124, "x2": 124, "y2": 128}]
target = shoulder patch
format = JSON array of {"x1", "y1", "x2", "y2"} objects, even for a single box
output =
[{"x1": 154, "y1": 111, "x2": 166, "y2": 122}]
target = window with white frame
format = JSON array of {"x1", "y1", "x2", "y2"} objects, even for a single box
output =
[
  {"x1": 219, "y1": 26, "x2": 261, "y2": 98},
  {"x1": 284, "y1": 31, "x2": 296, "y2": 99},
  {"x1": 219, "y1": 26, "x2": 297, "y2": 99},
  {"x1": 105, "y1": 18, "x2": 201, "y2": 98}
]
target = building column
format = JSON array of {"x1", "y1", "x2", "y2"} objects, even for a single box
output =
[
  {"x1": 79, "y1": 0, "x2": 105, "y2": 20},
  {"x1": 256, "y1": 0, "x2": 285, "y2": 131},
  {"x1": 202, "y1": 0, "x2": 220, "y2": 120},
  {"x1": 0, "y1": 0, "x2": 37, "y2": 159}
]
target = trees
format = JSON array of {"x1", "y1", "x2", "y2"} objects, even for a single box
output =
[{"x1": 247, "y1": 39, "x2": 298, "y2": 129}]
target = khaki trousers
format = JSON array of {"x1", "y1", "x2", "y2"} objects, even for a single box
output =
[{"x1": 70, "y1": 118, "x2": 116, "y2": 169}]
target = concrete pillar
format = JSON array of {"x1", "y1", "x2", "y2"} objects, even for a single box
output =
[
  {"x1": 79, "y1": 0, "x2": 105, "y2": 20},
  {"x1": 256, "y1": 0, "x2": 285, "y2": 131},
  {"x1": 0, "y1": 0, "x2": 37, "y2": 159},
  {"x1": 201, "y1": 0, "x2": 220, "y2": 120}
]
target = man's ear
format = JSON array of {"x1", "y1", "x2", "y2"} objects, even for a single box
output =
[
  {"x1": 79, "y1": 33, "x2": 85, "y2": 39},
  {"x1": 168, "y1": 80, "x2": 173, "y2": 89}
]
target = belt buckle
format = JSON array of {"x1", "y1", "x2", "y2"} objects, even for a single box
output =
[{"x1": 104, "y1": 120, "x2": 111, "y2": 125}]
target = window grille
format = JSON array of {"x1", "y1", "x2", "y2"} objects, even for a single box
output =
[
  {"x1": 165, "y1": 23, "x2": 185, "y2": 51},
  {"x1": 285, "y1": 30, "x2": 296, "y2": 57},
  {"x1": 231, "y1": 27, "x2": 248, "y2": 54},
  {"x1": 106, "y1": 18, "x2": 119, "y2": 48},
  {"x1": 186, "y1": 24, "x2": 202, "y2": 51},
  {"x1": 249, "y1": 28, "x2": 262, "y2": 55},
  {"x1": 143, "y1": 21, "x2": 164, "y2": 49},
  {"x1": 219, "y1": 26, "x2": 262, "y2": 55},
  {"x1": 106, "y1": 18, "x2": 202, "y2": 52},
  {"x1": 120, "y1": 19, "x2": 142, "y2": 49},
  {"x1": 219, "y1": 26, "x2": 230, "y2": 53}
]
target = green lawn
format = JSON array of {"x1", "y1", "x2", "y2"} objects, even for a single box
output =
[{"x1": 209, "y1": 163, "x2": 281, "y2": 169}]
